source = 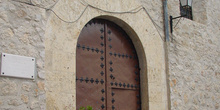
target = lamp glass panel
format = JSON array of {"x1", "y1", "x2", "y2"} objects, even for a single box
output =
[
  {"x1": 180, "y1": 0, "x2": 187, "y2": 6},
  {"x1": 188, "y1": 0, "x2": 192, "y2": 6}
]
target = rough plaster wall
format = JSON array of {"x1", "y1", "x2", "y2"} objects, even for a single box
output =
[
  {"x1": 168, "y1": 0, "x2": 220, "y2": 110},
  {"x1": 137, "y1": 0, "x2": 165, "y2": 40},
  {"x1": 0, "y1": 0, "x2": 55, "y2": 109}
]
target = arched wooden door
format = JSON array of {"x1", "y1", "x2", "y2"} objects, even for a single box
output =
[{"x1": 76, "y1": 19, "x2": 141, "y2": 110}]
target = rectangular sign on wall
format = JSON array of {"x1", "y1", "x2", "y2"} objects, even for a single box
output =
[{"x1": 0, "y1": 53, "x2": 36, "y2": 79}]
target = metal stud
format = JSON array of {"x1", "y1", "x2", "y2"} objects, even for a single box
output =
[
  {"x1": 131, "y1": 84, "x2": 134, "y2": 88},
  {"x1": 115, "y1": 82, "x2": 118, "y2": 86},
  {"x1": 119, "y1": 82, "x2": 122, "y2": 87},
  {"x1": 114, "y1": 53, "x2": 117, "y2": 57},
  {"x1": 100, "y1": 79, "x2": 104, "y2": 84},
  {"x1": 133, "y1": 56, "x2": 136, "y2": 59},
  {"x1": 112, "y1": 98, "x2": 115, "y2": 103},
  {"x1": 135, "y1": 71, "x2": 138, "y2": 75},
  {"x1": 135, "y1": 77, "x2": 138, "y2": 81},
  {"x1": 101, "y1": 104, "x2": 105, "y2": 109},
  {"x1": 76, "y1": 76, "x2": 78, "y2": 81},
  {"x1": 100, "y1": 71, "x2": 104, "y2": 76},
  {"x1": 77, "y1": 44, "x2": 80, "y2": 48},
  {"x1": 100, "y1": 35, "x2": 104, "y2": 40},
  {"x1": 108, "y1": 37, "x2": 112, "y2": 41},
  {"x1": 95, "y1": 48, "x2": 99, "y2": 53},
  {"x1": 90, "y1": 78, "x2": 94, "y2": 83},
  {"x1": 126, "y1": 54, "x2": 128, "y2": 58},
  {"x1": 135, "y1": 65, "x2": 138, "y2": 68},
  {"x1": 109, "y1": 52, "x2": 113, "y2": 56},
  {"x1": 122, "y1": 54, "x2": 125, "y2": 58},
  {"x1": 101, "y1": 97, "x2": 105, "y2": 102},
  {"x1": 110, "y1": 82, "x2": 113, "y2": 86},
  {"x1": 129, "y1": 55, "x2": 132, "y2": 59},
  {"x1": 110, "y1": 67, "x2": 113, "y2": 72},
  {"x1": 112, "y1": 92, "x2": 115, "y2": 96},
  {"x1": 100, "y1": 56, "x2": 104, "y2": 61},
  {"x1": 86, "y1": 46, "x2": 90, "y2": 51},
  {"x1": 91, "y1": 47, "x2": 94, "y2": 52},
  {"x1": 101, "y1": 42, "x2": 104, "y2": 47},
  {"x1": 109, "y1": 45, "x2": 112, "y2": 49},
  {"x1": 95, "y1": 79, "x2": 99, "y2": 84},
  {"x1": 112, "y1": 106, "x2": 115, "y2": 110},
  {"x1": 123, "y1": 83, "x2": 126, "y2": 88},
  {"x1": 100, "y1": 49, "x2": 104, "y2": 54},
  {"x1": 85, "y1": 77, "x2": 89, "y2": 83},
  {"x1": 110, "y1": 74, "x2": 114, "y2": 79},
  {"x1": 82, "y1": 45, "x2": 85, "y2": 50},
  {"x1": 100, "y1": 63, "x2": 104, "y2": 68},
  {"x1": 101, "y1": 89, "x2": 105, "y2": 94},
  {"x1": 136, "y1": 95, "x2": 140, "y2": 98},
  {"x1": 80, "y1": 77, "x2": 84, "y2": 82},
  {"x1": 127, "y1": 84, "x2": 130, "y2": 88},
  {"x1": 100, "y1": 28, "x2": 104, "y2": 33},
  {"x1": 109, "y1": 61, "x2": 113, "y2": 65},
  {"x1": 108, "y1": 30, "x2": 111, "y2": 34},
  {"x1": 118, "y1": 53, "x2": 121, "y2": 57}
]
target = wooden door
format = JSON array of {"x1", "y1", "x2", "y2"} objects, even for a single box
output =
[{"x1": 76, "y1": 19, "x2": 141, "y2": 110}]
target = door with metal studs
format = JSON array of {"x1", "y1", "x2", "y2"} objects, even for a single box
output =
[{"x1": 76, "y1": 19, "x2": 141, "y2": 110}]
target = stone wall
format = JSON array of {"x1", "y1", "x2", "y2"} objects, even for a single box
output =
[
  {"x1": 0, "y1": 0, "x2": 53, "y2": 109},
  {"x1": 168, "y1": 0, "x2": 220, "y2": 110}
]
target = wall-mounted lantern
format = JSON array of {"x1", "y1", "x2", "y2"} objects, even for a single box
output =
[{"x1": 170, "y1": 0, "x2": 193, "y2": 33}]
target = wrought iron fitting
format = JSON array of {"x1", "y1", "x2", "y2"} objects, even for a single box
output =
[
  {"x1": 80, "y1": 77, "x2": 84, "y2": 82},
  {"x1": 82, "y1": 45, "x2": 85, "y2": 50},
  {"x1": 95, "y1": 48, "x2": 99, "y2": 53},
  {"x1": 110, "y1": 67, "x2": 113, "y2": 72},
  {"x1": 114, "y1": 53, "x2": 117, "y2": 57},
  {"x1": 100, "y1": 56, "x2": 104, "y2": 61},
  {"x1": 115, "y1": 82, "x2": 118, "y2": 86},
  {"x1": 101, "y1": 89, "x2": 105, "y2": 94},
  {"x1": 100, "y1": 79, "x2": 104, "y2": 84},
  {"x1": 108, "y1": 30, "x2": 111, "y2": 34},
  {"x1": 109, "y1": 45, "x2": 112, "y2": 49},
  {"x1": 100, "y1": 35, "x2": 104, "y2": 40},
  {"x1": 90, "y1": 78, "x2": 94, "y2": 83},
  {"x1": 85, "y1": 77, "x2": 89, "y2": 83},
  {"x1": 100, "y1": 71, "x2": 104, "y2": 76},
  {"x1": 101, "y1": 104, "x2": 105, "y2": 109},
  {"x1": 123, "y1": 83, "x2": 126, "y2": 88},
  {"x1": 95, "y1": 79, "x2": 99, "y2": 84},
  {"x1": 112, "y1": 98, "x2": 115, "y2": 103},
  {"x1": 109, "y1": 52, "x2": 113, "y2": 56},
  {"x1": 100, "y1": 49, "x2": 104, "y2": 54},
  {"x1": 100, "y1": 63, "x2": 104, "y2": 68},
  {"x1": 91, "y1": 47, "x2": 94, "y2": 52},
  {"x1": 77, "y1": 44, "x2": 80, "y2": 48},
  {"x1": 101, "y1": 97, "x2": 105, "y2": 102},
  {"x1": 86, "y1": 46, "x2": 90, "y2": 51},
  {"x1": 100, "y1": 28, "x2": 104, "y2": 33},
  {"x1": 111, "y1": 92, "x2": 115, "y2": 96}
]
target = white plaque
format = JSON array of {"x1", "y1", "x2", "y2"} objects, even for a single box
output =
[{"x1": 0, "y1": 53, "x2": 36, "y2": 79}]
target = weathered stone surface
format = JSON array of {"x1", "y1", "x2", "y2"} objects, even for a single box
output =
[
  {"x1": 0, "y1": 0, "x2": 46, "y2": 109},
  {"x1": 8, "y1": 99, "x2": 22, "y2": 106},
  {"x1": 0, "y1": 79, "x2": 17, "y2": 96},
  {"x1": 21, "y1": 94, "x2": 29, "y2": 104}
]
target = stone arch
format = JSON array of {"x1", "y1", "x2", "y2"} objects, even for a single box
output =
[{"x1": 45, "y1": 0, "x2": 168, "y2": 110}]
